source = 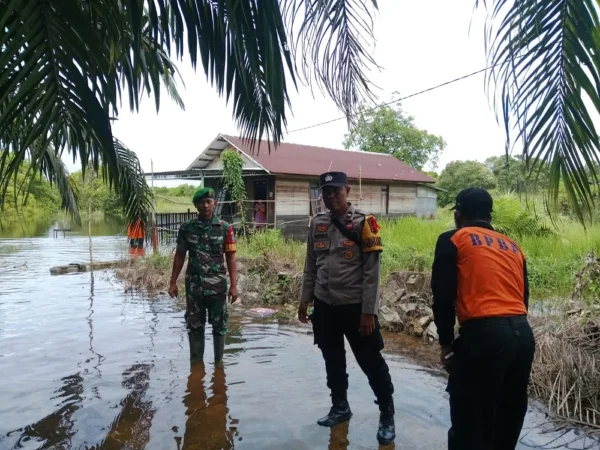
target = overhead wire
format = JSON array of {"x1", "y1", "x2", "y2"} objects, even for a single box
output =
[{"x1": 285, "y1": 61, "x2": 505, "y2": 135}]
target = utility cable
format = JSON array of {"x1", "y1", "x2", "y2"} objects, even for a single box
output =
[{"x1": 285, "y1": 62, "x2": 504, "y2": 135}]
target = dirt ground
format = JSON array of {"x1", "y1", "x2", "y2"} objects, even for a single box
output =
[{"x1": 382, "y1": 331, "x2": 443, "y2": 371}]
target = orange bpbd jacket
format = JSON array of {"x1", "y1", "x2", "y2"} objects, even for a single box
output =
[
  {"x1": 431, "y1": 223, "x2": 529, "y2": 346},
  {"x1": 127, "y1": 219, "x2": 145, "y2": 239},
  {"x1": 452, "y1": 227, "x2": 527, "y2": 322}
]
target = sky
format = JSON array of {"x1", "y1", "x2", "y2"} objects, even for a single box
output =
[{"x1": 100, "y1": 1, "x2": 510, "y2": 186}]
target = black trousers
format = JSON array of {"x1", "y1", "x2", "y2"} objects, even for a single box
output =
[
  {"x1": 311, "y1": 298, "x2": 394, "y2": 407},
  {"x1": 129, "y1": 238, "x2": 144, "y2": 248},
  {"x1": 447, "y1": 315, "x2": 535, "y2": 450}
]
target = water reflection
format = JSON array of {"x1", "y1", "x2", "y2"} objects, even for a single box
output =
[
  {"x1": 0, "y1": 215, "x2": 126, "y2": 238},
  {"x1": 95, "y1": 364, "x2": 155, "y2": 450},
  {"x1": 129, "y1": 246, "x2": 146, "y2": 258},
  {"x1": 328, "y1": 421, "x2": 350, "y2": 450},
  {"x1": 7, "y1": 373, "x2": 84, "y2": 449},
  {"x1": 0, "y1": 233, "x2": 598, "y2": 450},
  {"x1": 181, "y1": 364, "x2": 237, "y2": 449},
  {"x1": 87, "y1": 281, "x2": 104, "y2": 377}
]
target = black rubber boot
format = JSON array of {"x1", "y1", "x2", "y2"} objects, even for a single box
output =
[
  {"x1": 188, "y1": 333, "x2": 205, "y2": 364},
  {"x1": 317, "y1": 393, "x2": 352, "y2": 427},
  {"x1": 376, "y1": 398, "x2": 396, "y2": 445},
  {"x1": 213, "y1": 335, "x2": 225, "y2": 365}
]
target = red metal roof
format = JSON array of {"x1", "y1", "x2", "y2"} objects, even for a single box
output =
[{"x1": 222, "y1": 135, "x2": 435, "y2": 183}]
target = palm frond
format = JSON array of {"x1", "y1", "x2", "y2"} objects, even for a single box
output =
[
  {"x1": 0, "y1": 0, "x2": 117, "y2": 180},
  {"x1": 36, "y1": 144, "x2": 81, "y2": 224},
  {"x1": 111, "y1": 139, "x2": 153, "y2": 226},
  {"x1": 479, "y1": 0, "x2": 600, "y2": 222},
  {"x1": 283, "y1": 0, "x2": 379, "y2": 124},
  {"x1": 169, "y1": 0, "x2": 295, "y2": 149},
  {"x1": 0, "y1": 0, "x2": 179, "y2": 224}
]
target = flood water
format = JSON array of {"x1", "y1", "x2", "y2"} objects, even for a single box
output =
[{"x1": 0, "y1": 223, "x2": 597, "y2": 449}]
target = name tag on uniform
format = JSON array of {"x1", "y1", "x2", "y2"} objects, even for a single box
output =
[
  {"x1": 317, "y1": 225, "x2": 328, "y2": 232},
  {"x1": 343, "y1": 240, "x2": 355, "y2": 247}
]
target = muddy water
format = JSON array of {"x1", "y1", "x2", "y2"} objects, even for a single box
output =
[{"x1": 0, "y1": 232, "x2": 596, "y2": 449}]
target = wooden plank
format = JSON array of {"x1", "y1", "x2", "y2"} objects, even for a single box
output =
[
  {"x1": 389, "y1": 184, "x2": 417, "y2": 213},
  {"x1": 275, "y1": 178, "x2": 310, "y2": 216},
  {"x1": 417, "y1": 185, "x2": 438, "y2": 199},
  {"x1": 348, "y1": 183, "x2": 381, "y2": 214}
]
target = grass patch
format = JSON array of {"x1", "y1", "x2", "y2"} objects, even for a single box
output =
[
  {"x1": 154, "y1": 195, "x2": 194, "y2": 213},
  {"x1": 115, "y1": 252, "x2": 177, "y2": 292},
  {"x1": 237, "y1": 229, "x2": 305, "y2": 270},
  {"x1": 235, "y1": 209, "x2": 600, "y2": 300}
]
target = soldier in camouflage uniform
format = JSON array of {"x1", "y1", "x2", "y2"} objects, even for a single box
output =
[{"x1": 169, "y1": 187, "x2": 238, "y2": 365}]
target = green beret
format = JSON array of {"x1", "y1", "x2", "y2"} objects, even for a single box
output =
[{"x1": 192, "y1": 187, "x2": 215, "y2": 203}]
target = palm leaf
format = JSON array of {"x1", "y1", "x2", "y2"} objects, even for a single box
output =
[
  {"x1": 173, "y1": 0, "x2": 295, "y2": 149},
  {"x1": 0, "y1": 0, "x2": 179, "y2": 225},
  {"x1": 283, "y1": 0, "x2": 379, "y2": 125},
  {"x1": 1, "y1": 0, "x2": 380, "y2": 221},
  {"x1": 112, "y1": 139, "x2": 153, "y2": 226},
  {"x1": 478, "y1": 0, "x2": 600, "y2": 222},
  {"x1": 36, "y1": 144, "x2": 81, "y2": 224}
]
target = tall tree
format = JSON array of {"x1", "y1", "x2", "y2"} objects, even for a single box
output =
[
  {"x1": 343, "y1": 101, "x2": 446, "y2": 170},
  {"x1": 436, "y1": 160, "x2": 497, "y2": 206},
  {"x1": 485, "y1": 156, "x2": 527, "y2": 193},
  {"x1": 485, "y1": 155, "x2": 549, "y2": 195}
]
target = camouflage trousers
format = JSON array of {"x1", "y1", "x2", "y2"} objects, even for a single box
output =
[{"x1": 185, "y1": 279, "x2": 228, "y2": 336}]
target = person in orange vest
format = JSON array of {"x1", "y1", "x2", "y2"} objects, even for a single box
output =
[
  {"x1": 127, "y1": 218, "x2": 145, "y2": 249},
  {"x1": 431, "y1": 188, "x2": 535, "y2": 450}
]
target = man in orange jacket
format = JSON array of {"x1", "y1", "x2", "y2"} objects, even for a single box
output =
[
  {"x1": 127, "y1": 218, "x2": 145, "y2": 249},
  {"x1": 431, "y1": 188, "x2": 535, "y2": 450}
]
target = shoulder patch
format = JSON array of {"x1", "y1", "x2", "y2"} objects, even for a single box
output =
[
  {"x1": 225, "y1": 224, "x2": 236, "y2": 253},
  {"x1": 361, "y1": 215, "x2": 383, "y2": 253}
]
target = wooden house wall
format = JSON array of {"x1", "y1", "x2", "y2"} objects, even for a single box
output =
[
  {"x1": 199, "y1": 175, "x2": 437, "y2": 239},
  {"x1": 389, "y1": 184, "x2": 417, "y2": 215},
  {"x1": 347, "y1": 183, "x2": 382, "y2": 214},
  {"x1": 274, "y1": 178, "x2": 311, "y2": 238}
]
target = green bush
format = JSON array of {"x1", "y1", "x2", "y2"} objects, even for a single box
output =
[{"x1": 237, "y1": 208, "x2": 600, "y2": 300}]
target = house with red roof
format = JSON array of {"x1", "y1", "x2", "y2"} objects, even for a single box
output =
[{"x1": 150, "y1": 134, "x2": 439, "y2": 237}]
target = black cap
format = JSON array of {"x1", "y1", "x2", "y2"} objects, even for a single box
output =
[
  {"x1": 319, "y1": 171, "x2": 348, "y2": 189},
  {"x1": 451, "y1": 187, "x2": 493, "y2": 218}
]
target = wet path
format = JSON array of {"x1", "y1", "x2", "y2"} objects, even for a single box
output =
[{"x1": 0, "y1": 234, "x2": 597, "y2": 449}]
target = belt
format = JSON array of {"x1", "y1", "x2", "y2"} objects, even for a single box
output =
[{"x1": 460, "y1": 314, "x2": 528, "y2": 333}]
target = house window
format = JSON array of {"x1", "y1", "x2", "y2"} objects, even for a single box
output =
[
  {"x1": 310, "y1": 181, "x2": 325, "y2": 215},
  {"x1": 381, "y1": 186, "x2": 389, "y2": 215}
]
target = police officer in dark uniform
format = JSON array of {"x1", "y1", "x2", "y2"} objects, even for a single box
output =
[
  {"x1": 298, "y1": 171, "x2": 395, "y2": 446},
  {"x1": 431, "y1": 188, "x2": 535, "y2": 449}
]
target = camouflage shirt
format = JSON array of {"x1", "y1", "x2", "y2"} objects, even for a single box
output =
[{"x1": 176, "y1": 215, "x2": 237, "y2": 297}]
